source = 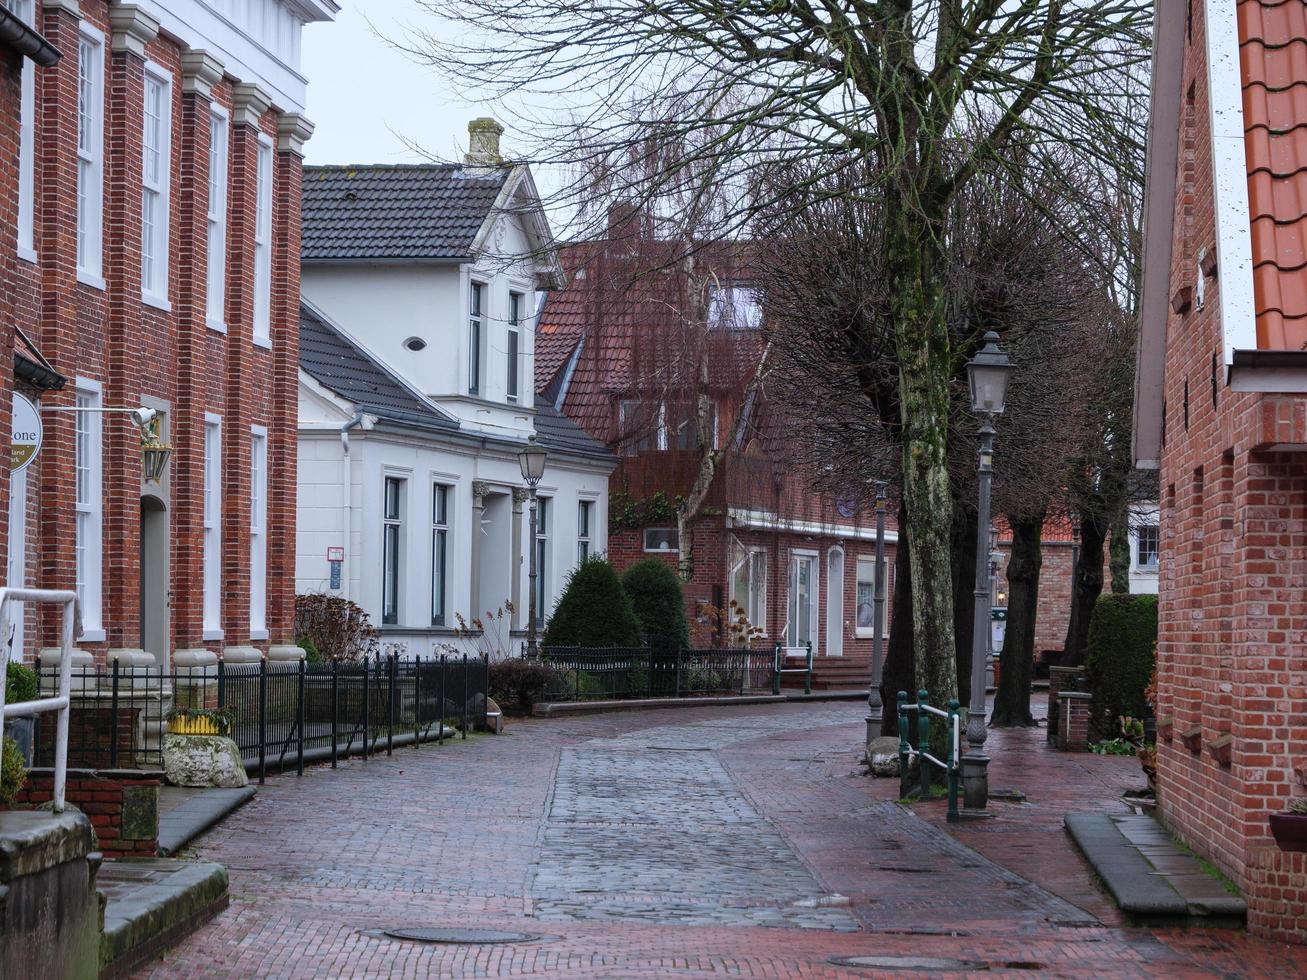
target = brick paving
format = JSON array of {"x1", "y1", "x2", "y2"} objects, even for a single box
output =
[{"x1": 140, "y1": 701, "x2": 1307, "y2": 978}]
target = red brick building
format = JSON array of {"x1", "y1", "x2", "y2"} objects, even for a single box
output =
[
  {"x1": 0, "y1": 1, "x2": 336, "y2": 672},
  {"x1": 1135, "y1": 0, "x2": 1307, "y2": 942}
]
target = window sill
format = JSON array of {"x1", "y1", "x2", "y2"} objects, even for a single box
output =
[
  {"x1": 207, "y1": 319, "x2": 227, "y2": 334},
  {"x1": 253, "y1": 334, "x2": 272, "y2": 350},
  {"x1": 202, "y1": 628, "x2": 225, "y2": 641},
  {"x1": 142, "y1": 290, "x2": 172, "y2": 312},
  {"x1": 17, "y1": 244, "x2": 37, "y2": 265},
  {"x1": 250, "y1": 629, "x2": 269, "y2": 641},
  {"x1": 78, "y1": 628, "x2": 106, "y2": 643},
  {"x1": 77, "y1": 270, "x2": 106, "y2": 291}
]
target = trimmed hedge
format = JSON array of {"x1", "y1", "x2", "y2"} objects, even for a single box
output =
[
  {"x1": 1085, "y1": 594, "x2": 1158, "y2": 741},
  {"x1": 541, "y1": 557, "x2": 641, "y2": 648},
  {"x1": 622, "y1": 559, "x2": 689, "y2": 652}
]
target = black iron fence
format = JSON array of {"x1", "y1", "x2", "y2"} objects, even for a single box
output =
[
  {"x1": 535, "y1": 646, "x2": 788, "y2": 701},
  {"x1": 32, "y1": 654, "x2": 489, "y2": 781}
]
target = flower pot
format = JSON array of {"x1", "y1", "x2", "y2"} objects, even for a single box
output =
[
  {"x1": 2, "y1": 718, "x2": 34, "y2": 766},
  {"x1": 1269, "y1": 812, "x2": 1307, "y2": 853},
  {"x1": 168, "y1": 714, "x2": 222, "y2": 736}
]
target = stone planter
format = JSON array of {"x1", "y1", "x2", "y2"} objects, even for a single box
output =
[{"x1": 1269, "y1": 812, "x2": 1307, "y2": 853}]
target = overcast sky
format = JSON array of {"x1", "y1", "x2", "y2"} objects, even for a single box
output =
[{"x1": 301, "y1": 2, "x2": 496, "y2": 167}]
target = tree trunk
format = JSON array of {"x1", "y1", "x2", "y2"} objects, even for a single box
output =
[
  {"x1": 1108, "y1": 502, "x2": 1131, "y2": 594},
  {"x1": 880, "y1": 502, "x2": 915, "y2": 736},
  {"x1": 1055, "y1": 509, "x2": 1108, "y2": 668},
  {"x1": 991, "y1": 509, "x2": 1044, "y2": 726},
  {"x1": 951, "y1": 505, "x2": 978, "y2": 709},
  {"x1": 888, "y1": 198, "x2": 958, "y2": 710}
]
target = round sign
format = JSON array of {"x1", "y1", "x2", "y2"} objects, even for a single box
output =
[
  {"x1": 11, "y1": 392, "x2": 41, "y2": 473},
  {"x1": 835, "y1": 494, "x2": 857, "y2": 519}
]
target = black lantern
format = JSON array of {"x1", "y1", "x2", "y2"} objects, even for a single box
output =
[
  {"x1": 966, "y1": 331, "x2": 1015, "y2": 415},
  {"x1": 518, "y1": 435, "x2": 548, "y2": 487}
]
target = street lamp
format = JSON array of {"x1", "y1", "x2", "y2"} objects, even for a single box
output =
[
  {"x1": 518, "y1": 436, "x2": 548, "y2": 657},
  {"x1": 866, "y1": 480, "x2": 889, "y2": 746},
  {"x1": 963, "y1": 331, "x2": 1014, "y2": 815}
]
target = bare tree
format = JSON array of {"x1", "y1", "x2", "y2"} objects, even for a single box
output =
[{"x1": 408, "y1": 0, "x2": 1152, "y2": 706}]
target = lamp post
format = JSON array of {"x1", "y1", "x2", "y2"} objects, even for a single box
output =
[
  {"x1": 518, "y1": 436, "x2": 548, "y2": 656},
  {"x1": 963, "y1": 331, "x2": 1015, "y2": 815},
  {"x1": 866, "y1": 480, "x2": 889, "y2": 745}
]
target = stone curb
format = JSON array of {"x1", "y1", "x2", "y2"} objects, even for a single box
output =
[
  {"x1": 99, "y1": 860, "x2": 229, "y2": 978},
  {"x1": 532, "y1": 691, "x2": 866, "y2": 717},
  {"x1": 157, "y1": 787, "x2": 257, "y2": 857}
]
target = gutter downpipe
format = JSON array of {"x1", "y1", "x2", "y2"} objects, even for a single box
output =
[{"x1": 340, "y1": 412, "x2": 365, "y2": 601}]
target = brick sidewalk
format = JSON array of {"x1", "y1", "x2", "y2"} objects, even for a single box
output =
[{"x1": 138, "y1": 701, "x2": 1307, "y2": 978}]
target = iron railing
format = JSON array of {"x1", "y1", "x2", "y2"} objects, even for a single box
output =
[
  {"x1": 536, "y1": 646, "x2": 783, "y2": 701},
  {"x1": 898, "y1": 689, "x2": 962, "y2": 821},
  {"x1": 31, "y1": 653, "x2": 489, "y2": 783}
]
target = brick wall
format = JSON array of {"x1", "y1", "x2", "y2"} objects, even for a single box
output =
[
  {"x1": 3, "y1": 768, "x2": 160, "y2": 858},
  {"x1": 1154, "y1": 1, "x2": 1307, "y2": 942},
  {"x1": 8, "y1": 4, "x2": 308, "y2": 664}
]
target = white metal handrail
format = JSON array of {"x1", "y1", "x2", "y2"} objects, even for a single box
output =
[
  {"x1": 0, "y1": 587, "x2": 81, "y2": 812},
  {"x1": 900, "y1": 702, "x2": 962, "y2": 773}
]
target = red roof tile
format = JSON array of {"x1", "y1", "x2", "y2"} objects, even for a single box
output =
[{"x1": 1241, "y1": 0, "x2": 1307, "y2": 348}]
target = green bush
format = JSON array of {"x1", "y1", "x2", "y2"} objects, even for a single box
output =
[
  {"x1": 541, "y1": 557, "x2": 641, "y2": 648},
  {"x1": 622, "y1": 559, "x2": 689, "y2": 652},
  {"x1": 1085, "y1": 594, "x2": 1158, "y2": 742},
  {"x1": 0, "y1": 736, "x2": 26, "y2": 805},
  {"x1": 488, "y1": 658, "x2": 564, "y2": 713},
  {"x1": 297, "y1": 635, "x2": 324, "y2": 665},
  {"x1": 5, "y1": 662, "x2": 38, "y2": 704}
]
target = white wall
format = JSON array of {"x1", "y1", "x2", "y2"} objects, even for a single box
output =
[{"x1": 1128, "y1": 502, "x2": 1160, "y2": 595}]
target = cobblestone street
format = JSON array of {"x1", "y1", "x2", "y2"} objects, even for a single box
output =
[{"x1": 142, "y1": 702, "x2": 1307, "y2": 977}]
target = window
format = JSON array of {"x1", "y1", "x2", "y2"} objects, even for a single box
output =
[
  {"x1": 707, "y1": 285, "x2": 762, "y2": 330},
  {"x1": 74, "y1": 382, "x2": 103, "y2": 638},
  {"x1": 206, "y1": 110, "x2": 228, "y2": 327},
  {"x1": 1137, "y1": 525, "x2": 1160, "y2": 569},
  {"x1": 620, "y1": 400, "x2": 664, "y2": 454},
  {"x1": 729, "y1": 537, "x2": 767, "y2": 631},
  {"x1": 671, "y1": 403, "x2": 717, "y2": 450},
  {"x1": 577, "y1": 500, "x2": 592, "y2": 563},
  {"x1": 855, "y1": 557, "x2": 879, "y2": 637},
  {"x1": 203, "y1": 416, "x2": 222, "y2": 635},
  {"x1": 643, "y1": 527, "x2": 678, "y2": 553},
  {"x1": 507, "y1": 291, "x2": 522, "y2": 402},
  {"x1": 534, "y1": 496, "x2": 550, "y2": 615},
  {"x1": 14, "y1": 0, "x2": 34, "y2": 258},
  {"x1": 468, "y1": 282, "x2": 484, "y2": 395},
  {"x1": 249, "y1": 429, "x2": 267, "y2": 635},
  {"x1": 787, "y1": 552, "x2": 818, "y2": 651},
  {"x1": 76, "y1": 29, "x2": 104, "y2": 281},
  {"x1": 253, "y1": 137, "x2": 273, "y2": 344},
  {"x1": 383, "y1": 476, "x2": 404, "y2": 624},
  {"x1": 431, "y1": 484, "x2": 449, "y2": 626},
  {"x1": 141, "y1": 68, "x2": 171, "y2": 302}
]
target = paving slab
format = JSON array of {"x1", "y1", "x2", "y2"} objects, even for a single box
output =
[{"x1": 156, "y1": 786, "x2": 256, "y2": 856}]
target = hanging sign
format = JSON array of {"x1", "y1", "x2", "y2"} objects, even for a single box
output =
[{"x1": 11, "y1": 393, "x2": 42, "y2": 473}]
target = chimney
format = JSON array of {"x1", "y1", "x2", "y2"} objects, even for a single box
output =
[{"x1": 465, "y1": 117, "x2": 504, "y2": 172}]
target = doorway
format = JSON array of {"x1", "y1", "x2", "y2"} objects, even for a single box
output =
[
  {"x1": 140, "y1": 495, "x2": 170, "y2": 667},
  {"x1": 825, "y1": 546, "x2": 844, "y2": 657}
]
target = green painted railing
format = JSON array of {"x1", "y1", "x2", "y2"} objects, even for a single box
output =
[
  {"x1": 770, "y1": 641, "x2": 814, "y2": 695},
  {"x1": 898, "y1": 689, "x2": 962, "y2": 822}
]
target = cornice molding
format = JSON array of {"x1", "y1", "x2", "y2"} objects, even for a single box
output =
[
  {"x1": 179, "y1": 49, "x2": 224, "y2": 99},
  {"x1": 276, "y1": 112, "x2": 315, "y2": 156},
  {"x1": 108, "y1": 3, "x2": 159, "y2": 58},
  {"x1": 230, "y1": 81, "x2": 272, "y2": 128}
]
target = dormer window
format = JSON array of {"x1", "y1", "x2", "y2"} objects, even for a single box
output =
[{"x1": 707, "y1": 285, "x2": 762, "y2": 330}]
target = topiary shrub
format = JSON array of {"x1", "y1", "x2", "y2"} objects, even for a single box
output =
[
  {"x1": 541, "y1": 557, "x2": 641, "y2": 648},
  {"x1": 622, "y1": 559, "x2": 689, "y2": 652},
  {"x1": 0, "y1": 736, "x2": 26, "y2": 805},
  {"x1": 5, "y1": 662, "x2": 38, "y2": 704},
  {"x1": 1084, "y1": 594, "x2": 1158, "y2": 741}
]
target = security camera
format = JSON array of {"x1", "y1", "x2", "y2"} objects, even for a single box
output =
[{"x1": 130, "y1": 407, "x2": 158, "y2": 428}]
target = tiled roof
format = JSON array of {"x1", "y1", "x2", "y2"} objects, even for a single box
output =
[
  {"x1": 534, "y1": 327, "x2": 581, "y2": 397},
  {"x1": 301, "y1": 164, "x2": 507, "y2": 263},
  {"x1": 299, "y1": 301, "x2": 458, "y2": 431},
  {"x1": 1241, "y1": 0, "x2": 1307, "y2": 347},
  {"x1": 533, "y1": 401, "x2": 615, "y2": 462}
]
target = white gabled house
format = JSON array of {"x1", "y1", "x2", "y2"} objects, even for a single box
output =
[{"x1": 295, "y1": 120, "x2": 615, "y2": 657}]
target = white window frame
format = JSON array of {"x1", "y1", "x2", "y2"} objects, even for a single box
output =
[
  {"x1": 252, "y1": 135, "x2": 273, "y2": 347},
  {"x1": 1136, "y1": 524, "x2": 1160, "y2": 571},
  {"x1": 855, "y1": 556, "x2": 880, "y2": 639},
  {"x1": 507, "y1": 291, "x2": 522, "y2": 403},
  {"x1": 76, "y1": 26, "x2": 105, "y2": 287},
  {"x1": 728, "y1": 535, "x2": 767, "y2": 634},
  {"x1": 468, "y1": 280, "x2": 484, "y2": 395},
  {"x1": 202, "y1": 415, "x2": 223, "y2": 639},
  {"x1": 249, "y1": 426, "x2": 268, "y2": 638},
  {"x1": 787, "y1": 550, "x2": 819, "y2": 653},
  {"x1": 206, "y1": 107, "x2": 228, "y2": 331},
  {"x1": 382, "y1": 475, "x2": 405, "y2": 625},
  {"x1": 74, "y1": 379, "x2": 104, "y2": 641},
  {"x1": 431, "y1": 483, "x2": 450, "y2": 626},
  {"x1": 642, "y1": 527, "x2": 678, "y2": 553},
  {"x1": 140, "y1": 63, "x2": 172, "y2": 308},
  {"x1": 534, "y1": 495, "x2": 551, "y2": 616},
  {"x1": 15, "y1": 0, "x2": 35, "y2": 262},
  {"x1": 576, "y1": 499, "x2": 592, "y2": 564}
]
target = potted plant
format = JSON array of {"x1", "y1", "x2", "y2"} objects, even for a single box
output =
[
  {"x1": 1270, "y1": 798, "x2": 1307, "y2": 853},
  {"x1": 166, "y1": 706, "x2": 233, "y2": 736},
  {"x1": 3, "y1": 662, "x2": 39, "y2": 766}
]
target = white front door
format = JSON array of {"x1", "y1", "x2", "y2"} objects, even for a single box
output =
[
  {"x1": 825, "y1": 547, "x2": 844, "y2": 657},
  {"x1": 787, "y1": 551, "x2": 819, "y2": 655}
]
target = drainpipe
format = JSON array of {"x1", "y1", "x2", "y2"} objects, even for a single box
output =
[{"x1": 340, "y1": 413, "x2": 365, "y2": 601}]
